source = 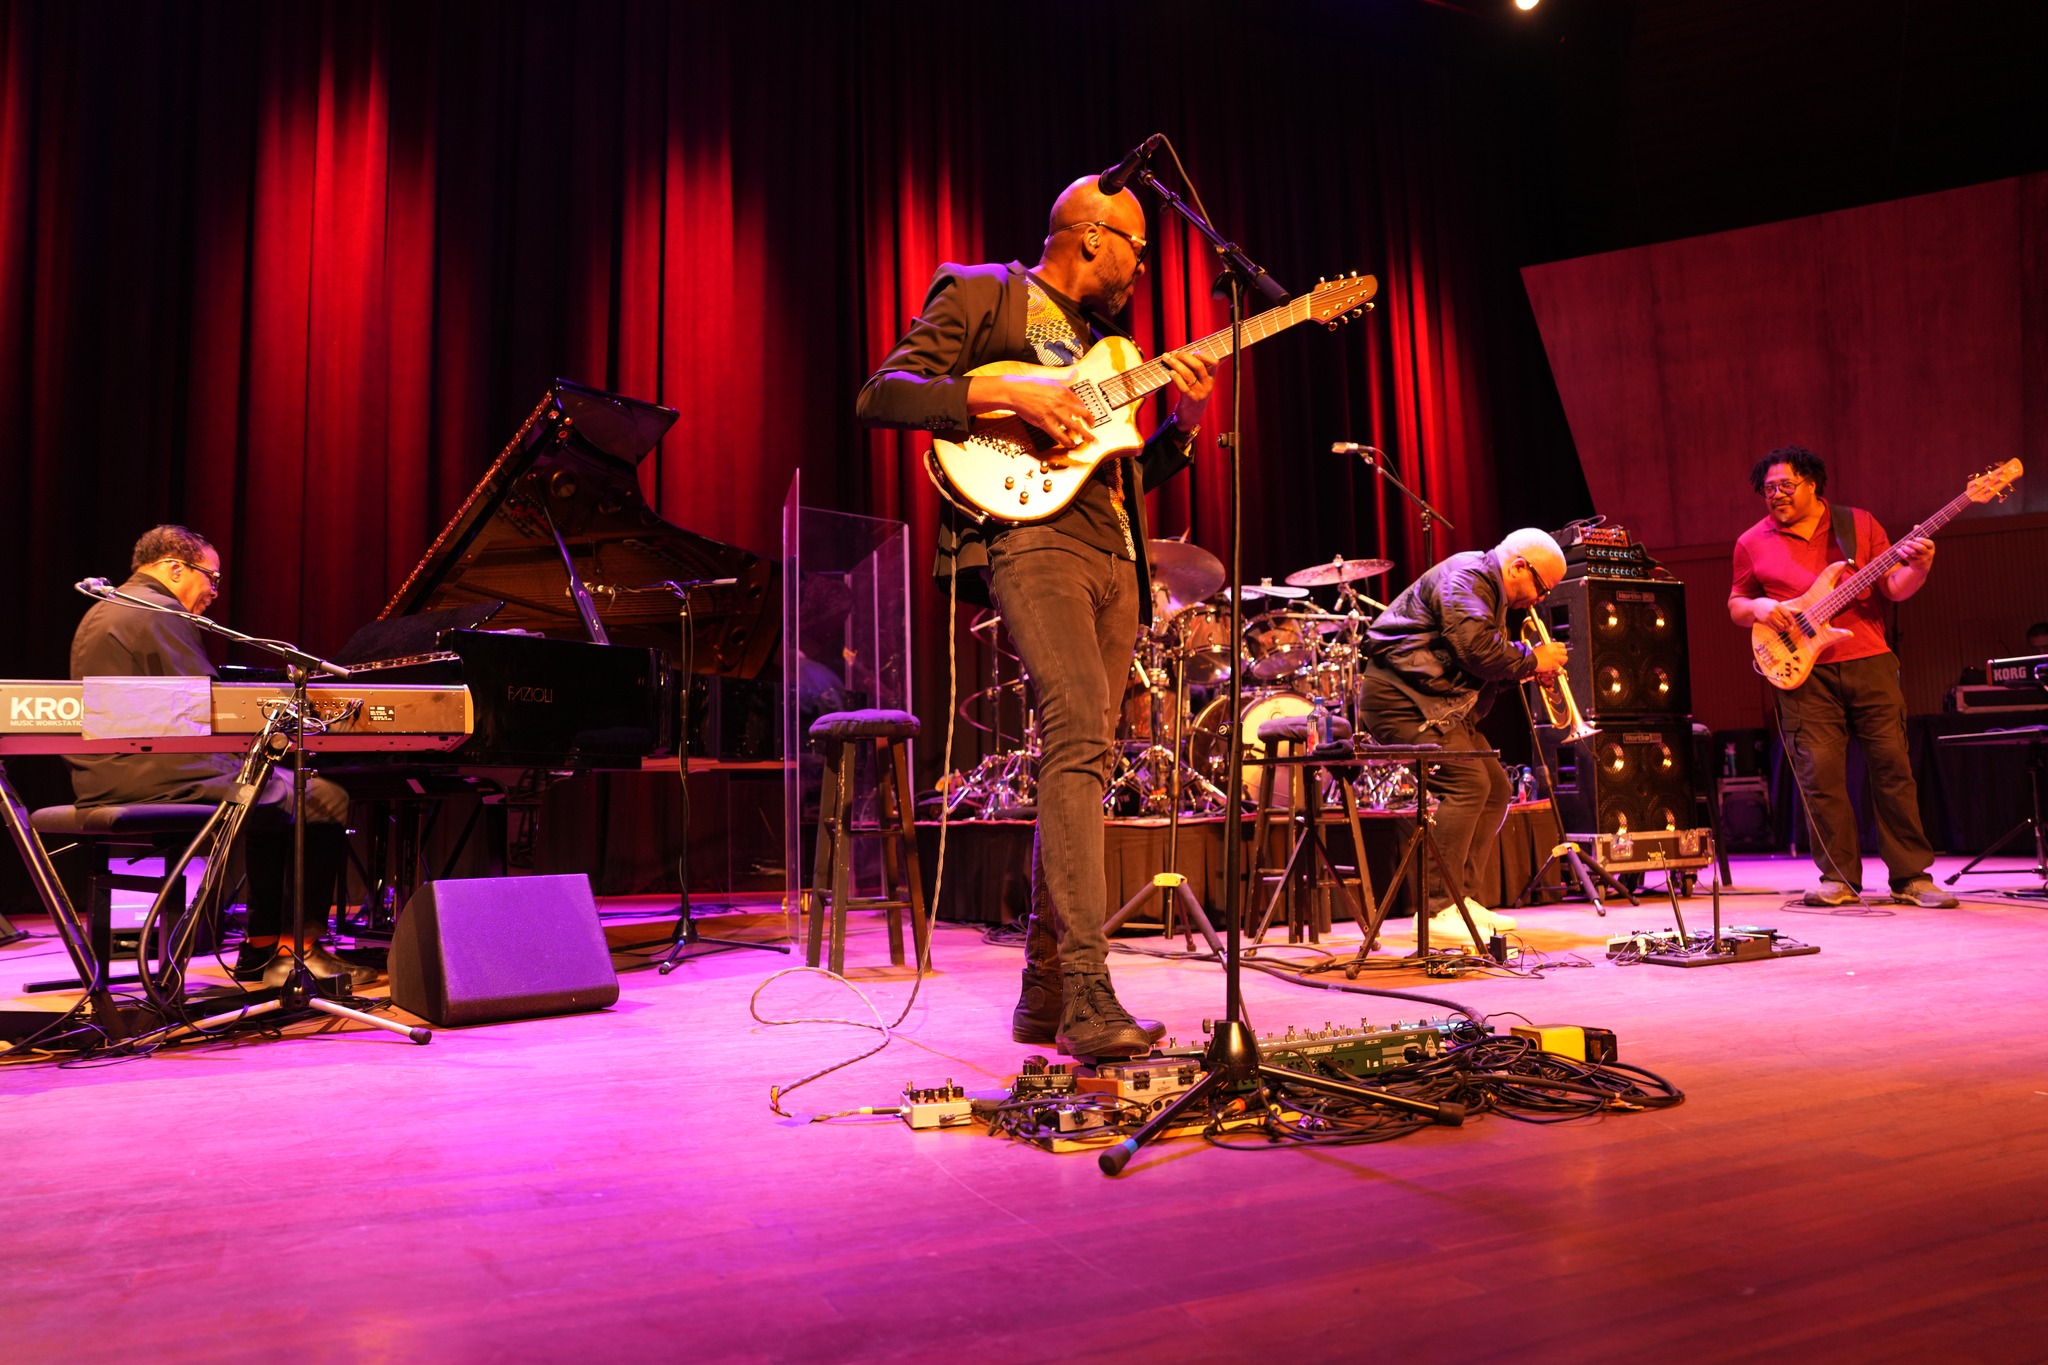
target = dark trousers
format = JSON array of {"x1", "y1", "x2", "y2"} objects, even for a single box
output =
[
  {"x1": 1359, "y1": 665, "x2": 1511, "y2": 912},
  {"x1": 1776, "y1": 653, "x2": 1932, "y2": 890},
  {"x1": 243, "y1": 773, "x2": 351, "y2": 938},
  {"x1": 986, "y1": 530, "x2": 1140, "y2": 975}
]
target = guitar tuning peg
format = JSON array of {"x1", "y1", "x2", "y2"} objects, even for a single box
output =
[
  {"x1": 1317, "y1": 275, "x2": 1326, "y2": 285},
  {"x1": 1326, "y1": 322, "x2": 1339, "y2": 332},
  {"x1": 1350, "y1": 270, "x2": 1358, "y2": 278}
]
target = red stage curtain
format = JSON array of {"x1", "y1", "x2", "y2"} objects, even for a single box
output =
[{"x1": 0, "y1": 1, "x2": 1557, "y2": 779}]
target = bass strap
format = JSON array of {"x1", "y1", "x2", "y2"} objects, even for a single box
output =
[{"x1": 1829, "y1": 502, "x2": 1858, "y2": 567}]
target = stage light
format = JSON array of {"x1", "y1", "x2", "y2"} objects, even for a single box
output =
[{"x1": 1514, "y1": 0, "x2": 1541, "y2": 10}]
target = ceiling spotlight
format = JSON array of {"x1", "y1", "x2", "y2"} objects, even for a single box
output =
[{"x1": 1514, "y1": 0, "x2": 1541, "y2": 10}]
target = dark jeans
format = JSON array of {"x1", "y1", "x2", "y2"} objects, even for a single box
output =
[
  {"x1": 1359, "y1": 665, "x2": 1511, "y2": 912},
  {"x1": 1776, "y1": 653, "x2": 1932, "y2": 890},
  {"x1": 987, "y1": 529, "x2": 1140, "y2": 974}
]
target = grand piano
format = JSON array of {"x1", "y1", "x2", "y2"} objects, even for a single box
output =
[{"x1": 323, "y1": 378, "x2": 778, "y2": 916}]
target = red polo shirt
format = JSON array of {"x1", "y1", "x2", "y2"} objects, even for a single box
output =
[{"x1": 1730, "y1": 502, "x2": 1893, "y2": 665}]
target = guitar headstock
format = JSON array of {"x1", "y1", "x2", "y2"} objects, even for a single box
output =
[
  {"x1": 1967, "y1": 458, "x2": 2024, "y2": 503},
  {"x1": 1309, "y1": 273, "x2": 1379, "y2": 329}
]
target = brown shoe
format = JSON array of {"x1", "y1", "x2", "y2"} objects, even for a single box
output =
[{"x1": 1053, "y1": 970, "x2": 1154, "y2": 1059}]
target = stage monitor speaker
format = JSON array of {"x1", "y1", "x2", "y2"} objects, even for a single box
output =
[
  {"x1": 1537, "y1": 578, "x2": 1691, "y2": 720},
  {"x1": 390, "y1": 873, "x2": 619, "y2": 1027},
  {"x1": 1539, "y1": 719, "x2": 1699, "y2": 838}
]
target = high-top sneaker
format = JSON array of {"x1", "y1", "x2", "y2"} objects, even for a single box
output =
[
  {"x1": 1011, "y1": 918, "x2": 1164, "y2": 1045},
  {"x1": 1053, "y1": 969, "x2": 1154, "y2": 1059}
]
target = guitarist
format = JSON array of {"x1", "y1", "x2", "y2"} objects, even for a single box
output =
[
  {"x1": 857, "y1": 175, "x2": 1216, "y2": 1057},
  {"x1": 1727, "y1": 445, "x2": 1955, "y2": 908}
]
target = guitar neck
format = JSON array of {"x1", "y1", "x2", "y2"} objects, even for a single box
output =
[
  {"x1": 1098, "y1": 294, "x2": 1316, "y2": 409},
  {"x1": 1808, "y1": 492, "x2": 1971, "y2": 623}
]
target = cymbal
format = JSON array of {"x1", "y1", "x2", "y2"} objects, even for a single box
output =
[
  {"x1": 1215, "y1": 583, "x2": 1304, "y2": 602},
  {"x1": 1284, "y1": 555, "x2": 1395, "y2": 587},
  {"x1": 1146, "y1": 539, "x2": 1225, "y2": 609}
]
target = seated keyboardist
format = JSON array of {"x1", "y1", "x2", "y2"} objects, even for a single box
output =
[{"x1": 69, "y1": 525, "x2": 371, "y2": 986}]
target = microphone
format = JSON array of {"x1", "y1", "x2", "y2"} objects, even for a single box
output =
[
  {"x1": 76, "y1": 577, "x2": 113, "y2": 596},
  {"x1": 1332, "y1": 442, "x2": 1375, "y2": 464},
  {"x1": 1097, "y1": 134, "x2": 1166, "y2": 196}
]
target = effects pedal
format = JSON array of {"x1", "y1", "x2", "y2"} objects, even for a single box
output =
[{"x1": 900, "y1": 1080, "x2": 973, "y2": 1130}]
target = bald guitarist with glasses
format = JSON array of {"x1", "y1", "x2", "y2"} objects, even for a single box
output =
[{"x1": 857, "y1": 174, "x2": 1216, "y2": 1058}]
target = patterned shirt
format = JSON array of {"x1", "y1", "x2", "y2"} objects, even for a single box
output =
[{"x1": 1023, "y1": 276, "x2": 1134, "y2": 560}]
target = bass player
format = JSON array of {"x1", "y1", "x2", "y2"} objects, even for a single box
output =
[{"x1": 1727, "y1": 445, "x2": 1955, "y2": 908}]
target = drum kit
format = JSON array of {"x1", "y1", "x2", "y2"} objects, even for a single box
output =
[{"x1": 946, "y1": 539, "x2": 1423, "y2": 819}]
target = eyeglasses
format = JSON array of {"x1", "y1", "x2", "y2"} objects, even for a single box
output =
[
  {"x1": 1521, "y1": 558, "x2": 1554, "y2": 601},
  {"x1": 167, "y1": 559, "x2": 222, "y2": 588},
  {"x1": 1053, "y1": 219, "x2": 1149, "y2": 263},
  {"x1": 1760, "y1": 479, "x2": 1809, "y2": 498}
]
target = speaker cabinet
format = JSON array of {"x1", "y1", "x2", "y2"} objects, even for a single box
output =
[
  {"x1": 1536, "y1": 578, "x2": 1690, "y2": 720},
  {"x1": 390, "y1": 874, "x2": 619, "y2": 1027},
  {"x1": 1539, "y1": 720, "x2": 1699, "y2": 838}
]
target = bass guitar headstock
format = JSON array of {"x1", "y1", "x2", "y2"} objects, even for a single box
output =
[{"x1": 1967, "y1": 457, "x2": 2023, "y2": 503}]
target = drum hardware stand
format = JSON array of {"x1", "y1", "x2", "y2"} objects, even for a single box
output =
[
  {"x1": 1105, "y1": 656, "x2": 1224, "y2": 956},
  {"x1": 589, "y1": 578, "x2": 791, "y2": 972},
  {"x1": 1097, "y1": 138, "x2": 1458, "y2": 1176}
]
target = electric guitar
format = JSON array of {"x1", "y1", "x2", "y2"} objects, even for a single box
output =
[
  {"x1": 1751, "y1": 458, "x2": 2023, "y2": 690},
  {"x1": 925, "y1": 274, "x2": 1378, "y2": 522}
]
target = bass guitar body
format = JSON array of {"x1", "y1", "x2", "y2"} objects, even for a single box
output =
[
  {"x1": 927, "y1": 336, "x2": 1146, "y2": 523},
  {"x1": 1749, "y1": 562, "x2": 1858, "y2": 691}
]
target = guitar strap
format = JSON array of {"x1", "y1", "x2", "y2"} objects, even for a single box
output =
[{"x1": 1829, "y1": 502, "x2": 1858, "y2": 566}]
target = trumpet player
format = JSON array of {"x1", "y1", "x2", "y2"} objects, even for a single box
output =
[{"x1": 1360, "y1": 528, "x2": 1569, "y2": 937}]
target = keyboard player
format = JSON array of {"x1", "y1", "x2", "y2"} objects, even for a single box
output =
[{"x1": 70, "y1": 525, "x2": 371, "y2": 986}]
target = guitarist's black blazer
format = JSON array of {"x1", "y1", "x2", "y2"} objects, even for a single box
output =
[{"x1": 857, "y1": 260, "x2": 1193, "y2": 621}]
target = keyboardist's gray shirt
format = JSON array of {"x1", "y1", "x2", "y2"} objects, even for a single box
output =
[{"x1": 67, "y1": 572, "x2": 242, "y2": 807}]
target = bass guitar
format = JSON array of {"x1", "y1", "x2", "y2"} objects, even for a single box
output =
[
  {"x1": 926, "y1": 274, "x2": 1378, "y2": 522},
  {"x1": 1751, "y1": 458, "x2": 2023, "y2": 690}
]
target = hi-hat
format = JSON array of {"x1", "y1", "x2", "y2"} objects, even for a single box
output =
[
  {"x1": 1284, "y1": 555, "x2": 1394, "y2": 587},
  {"x1": 1146, "y1": 539, "x2": 1226, "y2": 610}
]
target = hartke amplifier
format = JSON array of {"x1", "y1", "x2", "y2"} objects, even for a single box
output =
[
  {"x1": 1539, "y1": 720, "x2": 1699, "y2": 839},
  {"x1": 1534, "y1": 578, "x2": 1691, "y2": 720},
  {"x1": 390, "y1": 874, "x2": 619, "y2": 1027}
]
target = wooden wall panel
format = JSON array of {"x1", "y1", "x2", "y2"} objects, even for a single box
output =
[{"x1": 1524, "y1": 175, "x2": 2046, "y2": 552}]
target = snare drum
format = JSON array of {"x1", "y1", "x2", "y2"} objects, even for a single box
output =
[{"x1": 1189, "y1": 690, "x2": 1314, "y2": 807}]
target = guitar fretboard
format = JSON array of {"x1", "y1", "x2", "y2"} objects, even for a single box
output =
[
  {"x1": 1096, "y1": 291, "x2": 1324, "y2": 410},
  {"x1": 1807, "y1": 491, "x2": 1973, "y2": 625}
]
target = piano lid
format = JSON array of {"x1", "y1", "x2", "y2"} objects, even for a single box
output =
[{"x1": 375, "y1": 379, "x2": 777, "y2": 678}]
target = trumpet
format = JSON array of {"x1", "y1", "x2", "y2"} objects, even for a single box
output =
[{"x1": 1521, "y1": 612, "x2": 1595, "y2": 742}]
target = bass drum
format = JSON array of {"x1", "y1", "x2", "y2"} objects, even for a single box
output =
[{"x1": 1188, "y1": 690, "x2": 1313, "y2": 807}]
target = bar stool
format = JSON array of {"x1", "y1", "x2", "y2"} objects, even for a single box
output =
[
  {"x1": 805, "y1": 709, "x2": 931, "y2": 976},
  {"x1": 25, "y1": 802, "x2": 218, "y2": 991},
  {"x1": 1245, "y1": 713, "x2": 1380, "y2": 943}
]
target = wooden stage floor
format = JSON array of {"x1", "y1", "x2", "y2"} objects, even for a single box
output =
[{"x1": 5, "y1": 852, "x2": 2047, "y2": 1364}]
